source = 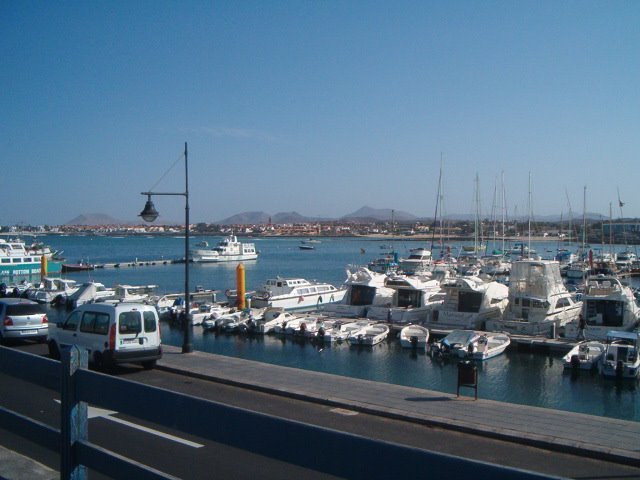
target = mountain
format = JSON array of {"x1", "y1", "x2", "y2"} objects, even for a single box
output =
[
  {"x1": 217, "y1": 211, "x2": 271, "y2": 225},
  {"x1": 65, "y1": 213, "x2": 123, "y2": 225},
  {"x1": 341, "y1": 206, "x2": 417, "y2": 223}
]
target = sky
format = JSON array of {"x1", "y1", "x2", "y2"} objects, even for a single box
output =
[{"x1": 1, "y1": 1, "x2": 639, "y2": 225}]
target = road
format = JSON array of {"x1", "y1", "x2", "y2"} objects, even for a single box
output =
[{"x1": 2, "y1": 342, "x2": 640, "y2": 479}]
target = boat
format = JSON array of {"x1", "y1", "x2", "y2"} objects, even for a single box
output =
[
  {"x1": 479, "y1": 254, "x2": 511, "y2": 276},
  {"x1": 299, "y1": 244, "x2": 315, "y2": 250},
  {"x1": 61, "y1": 260, "x2": 95, "y2": 273},
  {"x1": 252, "y1": 309, "x2": 297, "y2": 334},
  {"x1": 564, "y1": 275, "x2": 640, "y2": 341},
  {"x1": 27, "y1": 277, "x2": 79, "y2": 304},
  {"x1": 426, "y1": 276, "x2": 509, "y2": 330},
  {"x1": 485, "y1": 260, "x2": 582, "y2": 337},
  {"x1": 190, "y1": 303, "x2": 232, "y2": 326},
  {"x1": 367, "y1": 250, "x2": 400, "y2": 275},
  {"x1": 65, "y1": 281, "x2": 116, "y2": 308},
  {"x1": 322, "y1": 266, "x2": 394, "y2": 318},
  {"x1": 399, "y1": 248, "x2": 432, "y2": 275},
  {"x1": 430, "y1": 330, "x2": 510, "y2": 361},
  {"x1": 250, "y1": 277, "x2": 347, "y2": 312},
  {"x1": 190, "y1": 234, "x2": 258, "y2": 263},
  {"x1": 347, "y1": 323, "x2": 389, "y2": 346},
  {"x1": 102, "y1": 284, "x2": 158, "y2": 304},
  {"x1": 366, "y1": 273, "x2": 444, "y2": 324},
  {"x1": 323, "y1": 319, "x2": 373, "y2": 343},
  {"x1": 0, "y1": 238, "x2": 62, "y2": 278},
  {"x1": 599, "y1": 331, "x2": 640, "y2": 380},
  {"x1": 399, "y1": 325, "x2": 429, "y2": 350},
  {"x1": 615, "y1": 251, "x2": 637, "y2": 271},
  {"x1": 155, "y1": 288, "x2": 220, "y2": 317},
  {"x1": 562, "y1": 341, "x2": 606, "y2": 371}
]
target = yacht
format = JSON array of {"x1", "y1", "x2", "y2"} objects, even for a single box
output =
[
  {"x1": 399, "y1": 247, "x2": 432, "y2": 275},
  {"x1": 250, "y1": 277, "x2": 346, "y2": 312},
  {"x1": 615, "y1": 251, "x2": 637, "y2": 271},
  {"x1": 322, "y1": 266, "x2": 394, "y2": 318},
  {"x1": 564, "y1": 275, "x2": 640, "y2": 340},
  {"x1": 366, "y1": 274, "x2": 443, "y2": 324},
  {"x1": 190, "y1": 235, "x2": 258, "y2": 263},
  {"x1": 426, "y1": 276, "x2": 508, "y2": 330},
  {"x1": 486, "y1": 260, "x2": 582, "y2": 336}
]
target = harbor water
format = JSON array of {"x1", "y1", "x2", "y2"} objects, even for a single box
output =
[{"x1": 15, "y1": 234, "x2": 640, "y2": 422}]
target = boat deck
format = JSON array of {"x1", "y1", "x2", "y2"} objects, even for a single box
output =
[{"x1": 158, "y1": 345, "x2": 640, "y2": 467}]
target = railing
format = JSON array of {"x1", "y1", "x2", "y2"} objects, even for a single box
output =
[{"x1": 0, "y1": 345, "x2": 562, "y2": 480}]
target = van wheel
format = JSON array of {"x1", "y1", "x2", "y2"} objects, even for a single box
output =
[
  {"x1": 141, "y1": 360, "x2": 156, "y2": 370},
  {"x1": 48, "y1": 341, "x2": 60, "y2": 360}
]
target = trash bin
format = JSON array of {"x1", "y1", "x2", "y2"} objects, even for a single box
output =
[{"x1": 457, "y1": 360, "x2": 478, "y2": 399}]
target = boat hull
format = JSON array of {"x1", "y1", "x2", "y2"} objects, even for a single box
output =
[{"x1": 0, "y1": 261, "x2": 62, "y2": 278}]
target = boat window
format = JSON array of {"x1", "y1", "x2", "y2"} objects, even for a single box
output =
[
  {"x1": 585, "y1": 300, "x2": 624, "y2": 327},
  {"x1": 277, "y1": 282, "x2": 282, "y2": 287},
  {"x1": 12, "y1": 258, "x2": 21, "y2": 263},
  {"x1": 397, "y1": 289, "x2": 422, "y2": 308},
  {"x1": 298, "y1": 288, "x2": 310, "y2": 295},
  {"x1": 1, "y1": 259, "x2": 10, "y2": 264},
  {"x1": 522, "y1": 299, "x2": 530, "y2": 307},
  {"x1": 458, "y1": 291, "x2": 483, "y2": 313},
  {"x1": 556, "y1": 298, "x2": 570, "y2": 308}
]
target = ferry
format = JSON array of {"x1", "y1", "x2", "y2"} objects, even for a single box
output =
[
  {"x1": 0, "y1": 238, "x2": 62, "y2": 278},
  {"x1": 190, "y1": 235, "x2": 258, "y2": 263},
  {"x1": 250, "y1": 277, "x2": 347, "y2": 311}
]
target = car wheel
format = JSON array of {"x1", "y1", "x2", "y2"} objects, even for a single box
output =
[
  {"x1": 48, "y1": 340, "x2": 60, "y2": 360},
  {"x1": 141, "y1": 360, "x2": 156, "y2": 370}
]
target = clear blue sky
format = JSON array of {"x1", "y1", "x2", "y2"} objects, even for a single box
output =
[{"x1": 2, "y1": 1, "x2": 639, "y2": 225}]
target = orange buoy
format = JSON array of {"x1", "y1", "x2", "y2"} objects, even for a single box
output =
[{"x1": 236, "y1": 263, "x2": 246, "y2": 310}]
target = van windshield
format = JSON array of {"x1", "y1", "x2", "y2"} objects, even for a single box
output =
[{"x1": 119, "y1": 311, "x2": 142, "y2": 334}]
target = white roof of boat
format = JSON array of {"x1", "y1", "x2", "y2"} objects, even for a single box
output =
[{"x1": 606, "y1": 330, "x2": 639, "y2": 341}]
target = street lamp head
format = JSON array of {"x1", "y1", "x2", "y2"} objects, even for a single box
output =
[{"x1": 139, "y1": 195, "x2": 159, "y2": 222}]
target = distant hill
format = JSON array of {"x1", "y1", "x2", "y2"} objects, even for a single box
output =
[
  {"x1": 341, "y1": 206, "x2": 417, "y2": 223},
  {"x1": 217, "y1": 211, "x2": 271, "y2": 225},
  {"x1": 65, "y1": 213, "x2": 123, "y2": 225}
]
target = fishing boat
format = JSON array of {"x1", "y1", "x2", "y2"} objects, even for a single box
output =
[
  {"x1": 347, "y1": 323, "x2": 389, "y2": 346},
  {"x1": 426, "y1": 276, "x2": 508, "y2": 330},
  {"x1": 322, "y1": 266, "x2": 394, "y2": 318},
  {"x1": 562, "y1": 341, "x2": 606, "y2": 371},
  {"x1": 430, "y1": 330, "x2": 510, "y2": 361},
  {"x1": 564, "y1": 275, "x2": 640, "y2": 341},
  {"x1": 600, "y1": 331, "x2": 640, "y2": 380},
  {"x1": 485, "y1": 260, "x2": 582, "y2": 336},
  {"x1": 190, "y1": 234, "x2": 258, "y2": 263},
  {"x1": 399, "y1": 325, "x2": 429, "y2": 350},
  {"x1": 366, "y1": 274, "x2": 444, "y2": 324},
  {"x1": 250, "y1": 277, "x2": 346, "y2": 312},
  {"x1": 0, "y1": 238, "x2": 62, "y2": 278}
]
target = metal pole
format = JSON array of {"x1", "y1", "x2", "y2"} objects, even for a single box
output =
[{"x1": 183, "y1": 141, "x2": 193, "y2": 353}]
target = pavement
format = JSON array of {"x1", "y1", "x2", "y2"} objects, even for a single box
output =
[
  {"x1": 157, "y1": 345, "x2": 640, "y2": 467},
  {"x1": 0, "y1": 445, "x2": 56, "y2": 480}
]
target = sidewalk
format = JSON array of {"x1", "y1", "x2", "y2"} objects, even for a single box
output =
[
  {"x1": 158, "y1": 345, "x2": 640, "y2": 467},
  {"x1": 0, "y1": 445, "x2": 56, "y2": 480}
]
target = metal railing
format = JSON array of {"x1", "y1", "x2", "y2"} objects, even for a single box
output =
[{"x1": 0, "y1": 345, "x2": 562, "y2": 479}]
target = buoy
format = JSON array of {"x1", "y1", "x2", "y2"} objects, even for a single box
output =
[{"x1": 236, "y1": 263, "x2": 246, "y2": 310}]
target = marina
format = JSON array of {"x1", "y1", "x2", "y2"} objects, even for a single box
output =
[{"x1": 2, "y1": 233, "x2": 639, "y2": 422}]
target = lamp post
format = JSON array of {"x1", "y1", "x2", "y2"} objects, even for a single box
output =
[{"x1": 139, "y1": 142, "x2": 193, "y2": 353}]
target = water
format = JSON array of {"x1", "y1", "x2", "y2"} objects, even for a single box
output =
[{"x1": 19, "y1": 234, "x2": 640, "y2": 421}]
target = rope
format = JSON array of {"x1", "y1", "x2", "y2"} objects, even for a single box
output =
[{"x1": 146, "y1": 151, "x2": 185, "y2": 192}]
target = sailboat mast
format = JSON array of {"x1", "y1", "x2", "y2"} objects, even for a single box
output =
[
  {"x1": 582, "y1": 185, "x2": 587, "y2": 254},
  {"x1": 527, "y1": 172, "x2": 532, "y2": 257},
  {"x1": 430, "y1": 156, "x2": 443, "y2": 253}
]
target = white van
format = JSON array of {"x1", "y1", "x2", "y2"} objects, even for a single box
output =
[{"x1": 48, "y1": 303, "x2": 162, "y2": 370}]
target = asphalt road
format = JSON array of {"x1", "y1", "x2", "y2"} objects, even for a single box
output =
[{"x1": 2, "y1": 341, "x2": 640, "y2": 480}]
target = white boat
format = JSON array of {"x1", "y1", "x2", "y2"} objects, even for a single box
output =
[
  {"x1": 430, "y1": 330, "x2": 510, "y2": 361},
  {"x1": 562, "y1": 341, "x2": 606, "y2": 370},
  {"x1": 190, "y1": 235, "x2": 258, "y2": 263},
  {"x1": 64, "y1": 281, "x2": 115, "y2": 308},
  {"x1": 600, "y1": 331, "x2": 640, "y2": 380},
  {"x1": 191, "y1": 303, "x2": 232, "y2": 326},
  {"x1": 255, "y1": 309, "x2": 297, "y2": 334},
  {"x1": 564, "y1": 275, "x2": 640, "y2": 341},
  {"x1": 155, "y1": 288, "x2": 220, "y2": 317},
  {"x1": 102, "y1": 284, "x2": 158, "y2": 304},
  {"x1": 399, "y1": 325, "x2": 429, "y2": 350},
  {"x1": 615, "y1": 251, "x2": 637, "y2": 270},
  {"x1": 480, "y1": 255, "x2": 511, "y2": 276},
  {"x1": 399, "y1": 248, "x2": 432, "y2": 275},
  {"x1": 286, "y1": 315, "x2": 327, "y2": 336},
  {"x1": 426, "y1": 276, "x2": 508, "y2": 330},
  {"x1": 366, "y1": 274, "x2": 443, "y2": 324},
  {"x1": 27, "y1": 277, "x2": 79, "y2": 304},
  {"x1": 322, "y1": 266, "x2": 394, "y2": 318},
  {"x1": 348, "y1": 323, "x2": 390, "y2": 346},
  {"x1": 250, "y1": 277, "x2": 347, "y2": 312},
  {"x1": 323, "y1": 319, "x2": 373, "y2": 343},
  {"x1": 485, "y1": 260, "x2": 582, "y2": 337}
]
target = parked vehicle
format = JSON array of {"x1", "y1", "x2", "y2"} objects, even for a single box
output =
[
  {"x1": 0, "y1": 298, "x2": 48, "y2": 344},
  {"x1": 47, "y1": 303, "x2": 162, "y2": 370}
]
